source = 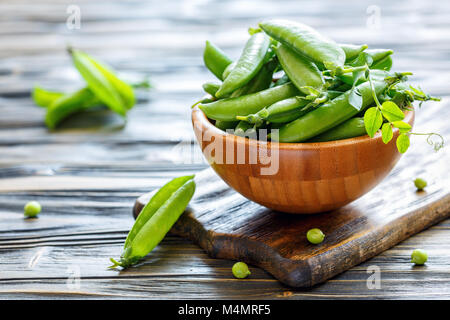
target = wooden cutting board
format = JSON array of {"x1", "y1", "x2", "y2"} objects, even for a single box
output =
[{"x1": 134, "y1": 149, "x2": 450, "y2": 288}]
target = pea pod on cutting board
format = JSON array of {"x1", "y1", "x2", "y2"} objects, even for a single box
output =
[
  {"x1": 203, "y1": 41, "x2": 233, "y2": 80},
  {"x1": 259, "y1": 19, "x2": 346, "y2": 70},
  {"x1": 111, "y1": 175, "x2": 196, "y2": 269},
  {"x1": 215, "y1": 33, "x2": 270, "y2": 98},
  {"x1": 275, "y1": 79, "x2": 388, "y2": 142},
  {"x1": 275, "y1": 44, "x2": 324, "y2": 94},
  {"x1": 199, "y1": 82, "x2": 299, "y2": 121}
]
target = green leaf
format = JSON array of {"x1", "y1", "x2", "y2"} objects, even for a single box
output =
[
  {"x1": 392, "y1": 121, "x2": 412, "y2": 133},
  {"x1": 381, "y1": 123, "x2": 393, "y2": 144},
  {"x1": 364, "y1": 107, "x2": 383, "y2": 138},
  {"x1": 380, "y1": 101, "x2": 404, "y2": 122},
  {"x1": 396, "y1": 133, "x2": 410, "y2": 153}
]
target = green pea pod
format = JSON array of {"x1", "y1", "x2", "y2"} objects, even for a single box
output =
[
  {"x1": 234, "y1": 121, "x2": 256, "y2": 138},
  {"x1": 337, "y1": 69, "x2": 392, "y2": 87},
  {"x1": 222, "y1": 61, "x2": 237, "y2": 80},
  {"x1": 32, "y1": 86, "x2": 64, "y2": 108},
  {"x1": 45, "y1": 88, "x2": 100, "y2": 130},
  {"x1": 340, "y1": 44, "x2": 368, "y2": 62},
  {"x1": 275, "y1": 79, "x2": 387, "y2": 142},
  {"x1": 202, "y1": 82, "x2": 220, "y2": 97},
  {"x1": 203, "y1": 41, "x2": 233, "y2": 80},
  {"x1": 275, "y1": 44, "x2": 324, "y2": 94},
  {"x1": 230, "y1": 57, "x2": 278, "y2": 98},
  {"x1": 70, "y1": 49, "x2": 133, "y2": 116},
  {"x1": 237, "y1": 96, "x2": 309, "y2": 125},
  {"x1": 123, "y1": 175, "x2": 194, "y2": 250},
  {"x1": 259, "y1": 19, "x2": 345, "y2": 70},
  {"x1": 215, "y1": 33, "x2": 270, "y2": 98},
  {"x1": 309, "y1": 117, "x2": 367, "y2": 142},
  {"x1": 371, "y1": 55, "x2": 393, "y2": 71},
  {"x1": 215, "y1": 120, "x2": 239, "y2": 131},
  {"x1": 111, "y1": 175, "x2": 196, "y2": 269},
  {"x1": 365, "y1": 48, "x2": 393, "y2": 64},
  {"x1": 199, "y1": 82, "x2": 299, "y2": 121}
]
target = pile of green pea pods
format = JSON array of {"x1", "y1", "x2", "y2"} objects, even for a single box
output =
[{"x1": 198, "y1": 19, "x2": 438, "y2": 144}]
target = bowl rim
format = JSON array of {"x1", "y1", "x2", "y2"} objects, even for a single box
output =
[{"x1": 192, "y1": 106, "x2": 415, "y2": 151}]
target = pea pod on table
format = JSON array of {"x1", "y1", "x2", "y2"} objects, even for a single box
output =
[
  {"x1": 111, "y1": 175, "x2": 196, "y2": 269},
  {"x1": 70, "y1": 49, "x2": 135, "y2": 116},
  {"x1": 275, "y1": 44, "x2": 324, "y2": 94},
  {"x1": 199, "y1": 82, "x2": 299, "y2": 121},
  {"x1": 215, "y1": 33, "x2": 270, "y2": 98},
  {"x1": 259, "y1": 19, "x2": 346, "y2": 70},
  {"x1": 32, "y1": 86, "x2": 64, "y2": 108},
  {"x1": 274, "y1": 79, "x2": 388, "y2": 142},
  {"x1": 45, "y1": 88, "x2": 100, "y2": 130}
]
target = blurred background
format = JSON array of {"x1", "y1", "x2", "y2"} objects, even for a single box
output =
[{"x1": 0, "y1": 0, "x2": 449, "y2": 299}]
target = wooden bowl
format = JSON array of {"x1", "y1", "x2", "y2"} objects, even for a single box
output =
[{"x1": 192, "y1": 107, "x2": 414, "y2": 214}]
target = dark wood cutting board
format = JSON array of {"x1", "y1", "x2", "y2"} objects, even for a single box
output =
[{"x1": 134, "y1": 150, "x2": 450, "y2": 288}]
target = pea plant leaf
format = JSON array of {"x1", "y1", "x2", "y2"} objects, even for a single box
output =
[
  {"x1": 364, "y1": 107, "x2": 383, "y2": 138},
  {"x1": 380, "y1": 101, "x2": 404, "y2": 122},
  {"x1": 392, "y1": 120, "x2": 412, "y2": 133},
  {"x1": 396, "y1": 133, "x2": 410, "y2": 153},
  {"x1": 381, "y1": 123, "x2": 393, "y2": 144}
]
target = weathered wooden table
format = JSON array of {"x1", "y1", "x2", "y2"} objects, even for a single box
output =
[{"x1": 0, "y1": 0, "x2": 449, "y2": 299}]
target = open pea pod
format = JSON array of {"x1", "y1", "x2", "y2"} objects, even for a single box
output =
[
  {"x1": 70, "y1": 49, "x2": 133, "y2": 116},
  {"x1": 111, "y1": 175, "x2": 196, "y2": 269}
]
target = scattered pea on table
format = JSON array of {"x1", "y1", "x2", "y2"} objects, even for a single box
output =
[
  {"x1": 411, "y1": 249, "x2": 428, "y2": 265},
  {"x1": 414, "y1": 178, "x2": 427, "y2": 191},
  {"x1": 232, "y1": 262, "x2": 251, "y2": 279},
  {"x1": 24, "y1": 201, "x2": 41, "y2": 218}
]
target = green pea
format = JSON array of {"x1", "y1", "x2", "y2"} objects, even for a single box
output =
[
  {"x1": 306, "y1": 228, "x2": 325, "y2": 244},
  {"x1": 414, "y1": 178, "x2": 427, "y2": 191},
  {"x1": 203, "y1": 41, "x2": 233, "y2": 80},
  {"x1": 232, "y1": 262, "x2": 251, "y2": 279},
  {"x1": 24, "y1": 201, "x2": 41, "y2": 218},
  {"x1": 216, "y1": 33, "x2": 270, "y2": 98},
  {"x1": 411, "y1": 249, "x2": 428, "y2": 265},
  {"x1": 274, "y1": 44, "x2": 324, "y2": 94},
  {"x1": 234, "y1": 121, "x2": 256, "y2": 138}
]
